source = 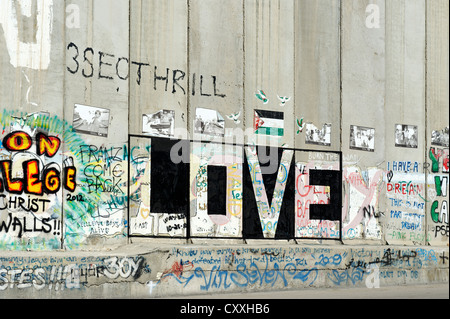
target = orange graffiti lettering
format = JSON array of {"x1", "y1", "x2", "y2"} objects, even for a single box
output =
[
  {"x1": 0, "y1": 160, "x2": 24, "y2": 193},
  {"x1": 64, "y1": 167, "x2": 77, "y2": 192}
]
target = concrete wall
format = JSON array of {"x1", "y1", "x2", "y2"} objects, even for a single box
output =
[{"x1": 0, "y1": 0, "x2": 448, "y2": 297}]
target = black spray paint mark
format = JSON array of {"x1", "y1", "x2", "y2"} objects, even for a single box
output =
[{"x1": 130, "y1": 137, "x2": 342, "y2": 239}]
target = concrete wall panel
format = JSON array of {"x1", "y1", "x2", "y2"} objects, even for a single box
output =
[
  {"x1": 189, "y1": 0, "x2": 244, "y2": 143},
  {"x1": 0, "y1": 0, "x2": 65, "y2": 250}
]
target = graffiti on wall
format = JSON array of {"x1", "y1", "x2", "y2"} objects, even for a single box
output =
[
  {"x1": 66, "y1": 42, "x2": 227, "y2": 97},
  {"x1": 190, "y1": 142, "x2": 243, "y2": 237},
  {"x1": 295, "y1": 152, "x2": 341, "y2": 239},
  {"x1": 0, "y1": 245, "x2": 445, "y2": 294},
  {"x1": 153, "y1": 246, "x2": 442, "y2": 294},
  {"x1": 128, "y1": 136, "x2": 342, "y2": 240},
  {"x1": 428, "y1": 146, "x2": 449, "y2": 242},
  {"x1": 0, "y1": 110, "x2": 153, "y2": 250},
  {"x1": 2, "y1": 114, "x2": 445, "y2": 249},
  {"x1": 1, "y1": 1, "x2": 447, "y2": 250}
]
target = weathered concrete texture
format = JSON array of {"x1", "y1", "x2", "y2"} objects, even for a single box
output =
[{"x1": 0, "y1": 243, "x2": 448, "y2": 298}]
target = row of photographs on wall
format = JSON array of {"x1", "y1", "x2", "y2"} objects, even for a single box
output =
[{"x1": 68, "y1": 104, "x2": 449, "y2": 150}]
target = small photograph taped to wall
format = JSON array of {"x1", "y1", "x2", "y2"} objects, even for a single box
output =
[
  {"x1": 431, "y1": 126, "x2": 449, "y2": 147},
  {"x1": 350, "y1": 125, "x2": 375, "y2": 152},
  {"x1": 142, "y1": 110, "x2": 175, "y2": 137},
  {"x1": 395, "y1": 124, "x2": 418, "y2": 148},
  {"x1": 305, "y1": 123, "x2": 331, "y2": 146},
  {"x1": 72, "y1": 104, "x2": 110, "y2": 137},
  {"x1": 194, "y1": 108, "x2": 225, "y2": 137}
]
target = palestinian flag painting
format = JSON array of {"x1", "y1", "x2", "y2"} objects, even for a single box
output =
[{"x1": 254, "y1": 110, "x2": 284, "y2": 137}]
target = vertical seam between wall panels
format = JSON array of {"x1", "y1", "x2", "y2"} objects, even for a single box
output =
[
  {"x1": 127, "y1": 130, "x2": 131, "y2": 240},
  {"x1": 424, "y1": 0, "x2": 428, "y2": 246},
  {"x1": 88, "y1": 1, "x2": 93, "y2": 102}
]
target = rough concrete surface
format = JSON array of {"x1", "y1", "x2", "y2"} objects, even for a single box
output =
[{"x1": 179, "y1": 283, "x2": 450, "y2": 299}]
